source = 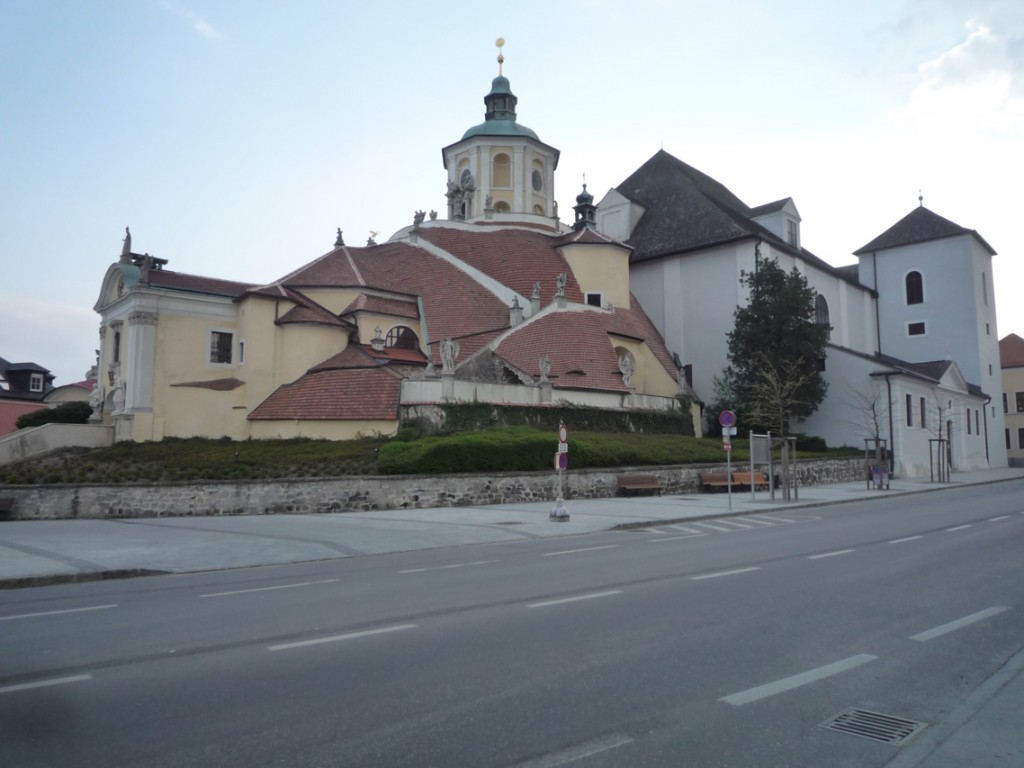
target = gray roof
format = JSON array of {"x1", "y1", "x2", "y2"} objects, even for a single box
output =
[
  {"x1": 855, "y1": 205, "x2": 996, "y2": 256},
  {"x1": 614, "y1": 150, "x2": 863, "y2": 287}
]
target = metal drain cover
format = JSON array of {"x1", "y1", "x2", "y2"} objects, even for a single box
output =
[{"x1": 821, "y1": 708, "x2": 927, "y2": 745}]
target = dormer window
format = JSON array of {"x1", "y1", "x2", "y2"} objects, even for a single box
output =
[
  {"x1": 385, "y1": 326, "x2": 419, "y2": 350},
  {"x1": 786, "y1": 219, "x2": 799, "y2": 247},
  {"x1": 29, "y1": 373, "x2": 44, "y2": 392}
]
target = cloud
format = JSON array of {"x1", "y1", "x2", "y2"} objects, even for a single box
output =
[{"x1": 158, "y1": 1, "x2": 221, "y2": 40}]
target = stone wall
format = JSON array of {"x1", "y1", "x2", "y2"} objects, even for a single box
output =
[{"x1": 0, "y1": 458, "x2": 865, "y2": 521}]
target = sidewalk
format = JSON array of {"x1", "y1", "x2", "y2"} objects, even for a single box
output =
[
  {"x1": 1, "y1": 467, "x2": 1021, "y2": 587},
  {"x1": 1, "y1": 466, "x2": 1023, "y2": 766}
]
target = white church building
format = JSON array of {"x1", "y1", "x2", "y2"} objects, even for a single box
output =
[{"x1": 597, "y1": 150, "x2": 1007, "y2": 477}]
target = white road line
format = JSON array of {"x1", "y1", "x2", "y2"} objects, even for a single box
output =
[
  {"x1": 808, "y1": 549, "x2": 855, "y2": 560},
  {"x1": 740, "y1": 517, "x2": 780, "y2": 526},
  {"x1": 910, "y1": 606, "x2": 1009, "y2": 642},
  {"x1": 713, "y1": 519, "x2": 757, "y2": 529},
  {"x1": 543, "y1": 545, "x2": 618, "y2": 557},
  {"x1": 268, "y1": 624, "x2": 417, "y2": 651},
  {"x1": 889, "y1": 535, "x2": 924, "y2": 544},
  {"x1": 0, "y1": 604, "x2": 117, "y2": 621},
  {"x1": 527, "y1": 590, "x2": 623, "y2": 608},
  {"x1": 649, "y1": 534, "x2": 707, "y2": 543},
  {"x1": 720, "y1": 654, "x2": 877, "y2": 706},
  {"x1": 508, "y1": 733, "x2": 634, "y2": 767},
  {"x1": 399, "y1": 568, "x2": 429, "y2": 574},
  {"x1": 200, "y1": 579, "x2": 339, "y2": 598},
  {"x1": 946, "y1": 525, "x2": 973, "y2": 532},
  {"x1": 692, "y1": 567, "x2": 760, "y2": 581},
  {"x1": 750, "y1": 515, "x2": 797, "y2": 524},
  {"x1": 988, "y1": 515, "x2": 1010, "y2": 522},
  {"x1": 669, "y1": 525, "x2": 705, "y2": 534},
  {"x1": 0, "y1": 674, "x2": 92, "y2": 695},
  {"x1": 690, "y1": 522, "x2": 734, "y2": 532}
]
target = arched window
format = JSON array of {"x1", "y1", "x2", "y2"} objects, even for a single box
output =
[
  {"x1": 533, "y1": 204, "x2": 545, "y2": 215},
  {"x1": 385, "y1": 326, "x2": 419, "y2": 350},
  {"x1": 492, "y1": 153, "x2": 511, "y2": 187},
  {"x1": 494, "y1": 201, "x2": 511, "y2": 213},
  {"x1": 905, "y1": 271, "x2": 924, "y2": 305},
  {"x1": 815, "y1": 294, "x2": 831, "y2": 340}
]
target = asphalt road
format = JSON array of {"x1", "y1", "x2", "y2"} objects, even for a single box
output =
[{"x1": 2, "y1": 482, "x2": 1022, "y2": 767}]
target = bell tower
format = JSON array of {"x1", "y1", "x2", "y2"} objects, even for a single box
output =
[{"x1": 441, "y1": 39, "x2": 561, "y2": 224}]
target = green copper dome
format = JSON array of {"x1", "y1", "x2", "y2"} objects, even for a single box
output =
[{"x1": 461, "y1": 74, "x2": 541, "y2": 141}]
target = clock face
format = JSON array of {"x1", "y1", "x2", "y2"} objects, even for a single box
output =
[
  {"x1": 532, "y1": 170, "x2": 543, "y2": 191},
  {"x1": 460, "y1": 169, "x2": 472, "y2": 188}
]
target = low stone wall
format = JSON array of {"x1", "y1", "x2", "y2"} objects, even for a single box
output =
[{"x1": 0, "y1": 458, "x2": 865, "y2": 521}]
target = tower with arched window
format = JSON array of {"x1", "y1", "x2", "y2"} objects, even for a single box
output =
[{"x1": 441, "y1": 42, "x2": 560, "y2": 225}]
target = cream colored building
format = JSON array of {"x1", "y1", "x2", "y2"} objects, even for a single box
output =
[{"x1": 92, "y1": 65, "x2": 695, "y2": 443}]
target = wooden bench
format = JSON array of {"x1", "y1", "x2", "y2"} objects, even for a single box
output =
[
  {"x1": 618, "y1": 474, "x2": 663, "y2": 496},
  {"x1": 733, "y1": 471, "x2": 770, "y2": 490},
  {"x1": 698, "y1": 471, "x2": 732, "y2": 492}
]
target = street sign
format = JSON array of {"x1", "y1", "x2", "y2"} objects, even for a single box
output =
[
  {"x1": 557, "y1": 442, "x2": 568, "y2": 453},
  {"x1": 719, "y1": 410, "x2": 736, "y2": 428},
  {"x1": 724, "y1": 443, "x2": 733, "y2": 452},
  {"x1": 555, "y1": 452, "x2": 568, "y2": 470},
  {"x1": 723, "y1": 426, "x2": 737, "y2": 437},
  {"x1": 558, "y1": 423, "x2": 568, "y2": 442}
]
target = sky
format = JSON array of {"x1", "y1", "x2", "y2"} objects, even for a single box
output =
[{"x1": 2, "y1": 0, "x2": 1022, "y2": 388}]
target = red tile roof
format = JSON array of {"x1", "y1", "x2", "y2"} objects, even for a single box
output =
[
  {"x1": 145, "y1": 270, "x2": 255, "y2": 298},
  {"x1": 419, "y1": 228, "x2": 585, "y2": 303},
  {"x1": 339, "y1": 293, "x2": 420, "y2": 320},
  {"x1": 494, "y1": 302, "x2": 678, "y2": 392},
  {"x1": 1000, "y1": 333, "x2": 1024, "y2": 368},
  {"x1": 248, "y1": 367, "x2": 401, "y2": 421}
]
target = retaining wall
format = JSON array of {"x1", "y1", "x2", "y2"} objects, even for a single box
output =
[{"x1": 0, "y1": 458, "x2": 865, "y2": 520}]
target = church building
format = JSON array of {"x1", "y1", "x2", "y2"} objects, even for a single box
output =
[{"x1": 92, "y1": 50, "x2": 694, "y2": 446}]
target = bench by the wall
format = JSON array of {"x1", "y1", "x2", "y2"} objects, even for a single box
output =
[{"x1": 617, "y1": 474, "x2": 663, "y2": 496}]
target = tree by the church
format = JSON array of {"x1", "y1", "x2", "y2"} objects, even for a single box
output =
[{"x1": 724, "y1": 259, "x2": 830, "y2": 434}]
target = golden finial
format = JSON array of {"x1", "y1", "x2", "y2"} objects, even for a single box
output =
[{"x1": 496, "y1": 37, "x2": 505, "y2": 75}]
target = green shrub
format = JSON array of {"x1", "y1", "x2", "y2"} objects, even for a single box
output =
[{"x1": 16, "y1": 401, "x2": 94, "y2": 429}]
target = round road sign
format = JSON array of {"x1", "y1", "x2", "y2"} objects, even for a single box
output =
[
  {"x1": 719, "y1": 410, "x2": 737, "y2": 428},
  {"x1": 558, "y1": 423, "x2": 568, "y2": 442}
]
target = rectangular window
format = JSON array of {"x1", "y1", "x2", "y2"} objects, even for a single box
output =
[
  {"x1": 1003, "y1": 393, "x2": 1008, "y2": 413},
  {"x1": 908, "y1": 322, "x2": 926, "y2": 336},
  {"x1": 239, "y1": 340, "x2": 246, "y2": 365},
  {"x1": 29, "y1": 373, "x2": 44, "y2": 392},
  {"x1": 976, "y1": 409, "x2": 980, "y2": 436},
  {"x1": 786, "y1": 219, "x2": 798, "y2": 247},
  {"x1": 967, "y1": 410, "x2": 972, "y2": 435},
  {"x1": 210, "y1": 331, "x2": 233, "y2": 364},
  {"x1": 920, "y1": 397, "x2": 926, "y2": 429},
  {"x1": 988, "y1": 364, "x2": 993, "y2": 376},
  {"x1": 986, "y1": 322, "x2": 990, "y2": 336},
  {"x1": 1019, "y1": 428, "x2": 1024, "y2": 450},
  {"x1": 1007, "y1": 429, "x2": 1012, "y2": 450},
  {"x1": 906, "y1": 394, "x2": 913, "y2": 427},
  {"x1": 1017, "y1": 392, "x2": 1024, "y2": 413},
  {"x1": 585, "y1": 292, "x2": 603, "y2": 307}
]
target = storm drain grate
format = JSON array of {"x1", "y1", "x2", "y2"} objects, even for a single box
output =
[{"x1": 820, "y1": 708, "x2": 927, "y2": 745}]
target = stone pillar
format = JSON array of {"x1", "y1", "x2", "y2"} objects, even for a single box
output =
[
  {"x1": 513, "y1": 146, "x2": 525, "y2": 213},
  {"x1": 441, "y1": 372, "x2": 455, "y2": 401},
  {"x1": 126, "y1": 311, "x2": 158, "y2": 413}
]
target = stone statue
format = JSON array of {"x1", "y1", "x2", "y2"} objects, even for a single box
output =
[
  {"x1": 112, "y1": 376, "x2": 126, "y2": 412},
  {"x1": 120, "y1": 226, "x2": 132, "y2": 262},
  {"x1": 618, "y1": 353, "x2": 634, "y2": 389},
  {"x1": 532, "y1": 281, "x2": 541, "y2": 300},
  {"x1": 89, "y1": 381, "x2": 104, "y2": 418},
  {"x1": 413, "y1": 210, "x2": 426, "y2": 228},
  {"x1": 440, "y1": 337, "x2": 460, "y2": 374},
  {"x1": 429, "y1": 210, "x2": 437, "y2": 221},
  {"x1": 539, "y1": 355, "x2": 551, "y2": 383},
  {"x1": 335, "y1": 228, "x2": 344, "y2": 247},
  {"x1": 555, "y1": 272, "x2": 567, "y2": 297},
  {"x1": 485, "y1": 194, "x2": 493, "y2": 210},
  {"x1": 367, "y1": 231, "x2": 378, "y2": 246}
]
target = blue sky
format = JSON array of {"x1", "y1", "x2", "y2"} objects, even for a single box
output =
[{"x1": 2, "y1": 0, "x2": 1022, "y2": 387}]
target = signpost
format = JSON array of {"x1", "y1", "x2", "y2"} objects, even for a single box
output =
[
  {"x1": 551, "y1": 423, "x2": 569, "y2": 521},
  {"x1": 719, "y1": 411, "x2": 737, "y2": 511}
]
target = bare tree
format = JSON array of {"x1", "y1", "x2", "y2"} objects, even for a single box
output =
[
  {"x1": 843, "y1": 381, "x2": 890, "y2": 467},
  {"x1": 746, "y1": 353, "x2": 815, "y2": 436}
]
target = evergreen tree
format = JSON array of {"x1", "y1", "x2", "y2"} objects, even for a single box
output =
[{"x1": 725, "y1": 259, "x2": 829, "y2": 434}]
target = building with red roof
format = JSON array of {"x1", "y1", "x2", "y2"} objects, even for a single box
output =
[{"x1": 91, "y1": 56, "x2": 694, "y2": 443}]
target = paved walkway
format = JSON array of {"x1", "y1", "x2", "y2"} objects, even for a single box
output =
[{"x1": 1, "y1": 466, "x2": 1022, "y2": 766}]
